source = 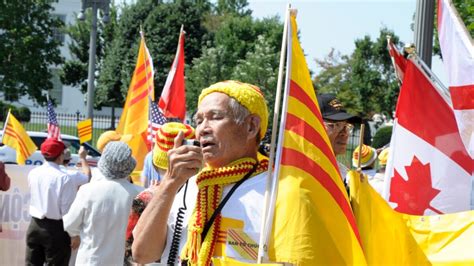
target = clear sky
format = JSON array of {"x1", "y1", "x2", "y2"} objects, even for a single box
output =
[{"x1": 247, "y1": 0, "x2": 447, "y2": 82}]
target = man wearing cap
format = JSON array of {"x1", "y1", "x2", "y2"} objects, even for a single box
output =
[
  {"x1": 317, "y1": 93, "x2": 361, "y2": 178},
  {"x1": 26, "y1": 138, "x2": 77, "y2": 265},
  {"x1": 63, "y1": 141, "x2": 139, "y2": 265},
  {"x1": 133, "y1": 81, "x2": 283, "y2": 265}
]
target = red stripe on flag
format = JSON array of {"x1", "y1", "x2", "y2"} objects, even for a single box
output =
[
  {"x1": 132, "y1": 68, "x2": 153, "y2": 92},
  {"x1": 281, "y1": 147, "x2": 362, "y2": 247},
  {"x1": 285, "y1": 113, "x2": 339, "y2": 172},
  {"x1": 5, "y1": 128, "x2": 30, "y2": 159},
  {"x1": 289, "y1": 80, "x2": 324, "y2": 122},
  {"x1": 129, "y1": 89, "x2": 149, "y2": 107},
  {"x1": 227, "y1": 230, "x2": 258, "y2": 259},
  {"x1": 78, "y1": 128, "x2": 92, "y2": 135},
  {"x1": 450, "y1": 84, "x2": 474, "y2": 109},
  {"x1": 78, "y1": 129, "x2": 92, "y2": 137},
  {"x1": 134, "y1": 63, "x2": 146, "y2": 77}
]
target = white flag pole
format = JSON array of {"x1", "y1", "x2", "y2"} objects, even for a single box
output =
[{"x1": 257, "y1": 4, "x2": 291, "y2": 264}]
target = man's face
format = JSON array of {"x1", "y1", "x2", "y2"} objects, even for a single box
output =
[
  {"x1": 194, "y1": 93, "x2": 251, "y2": 168},
  {"x1": 324, "y1": 120, "x2": 353, "y2": 155}
]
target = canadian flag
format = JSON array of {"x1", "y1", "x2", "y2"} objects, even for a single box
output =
[
  {"x1": 383, "y1": 59, "x2": 473, "y2": 215},
  {"x1": 159, "y1": 26, "x2": 186, "y2": 121},
  {"x1": 437, "y1": 0, "x2": 474, "y2": 156}
]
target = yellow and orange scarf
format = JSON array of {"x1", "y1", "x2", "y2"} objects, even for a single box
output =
[{"x1": 180, "y1": 156, "x2": 269, "y2": 265}]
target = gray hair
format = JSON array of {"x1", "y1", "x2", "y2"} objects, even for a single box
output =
[
  {"x1": 228, "y1": 97, "x2": 250, "y2": 125},
  {"x1": 228, "y1": 97, "x2": 261, "y2": 143}
]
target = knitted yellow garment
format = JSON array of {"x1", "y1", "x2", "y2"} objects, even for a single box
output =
[{"x1": 180, "y1": 156, "x2": 269, "y2": 265}]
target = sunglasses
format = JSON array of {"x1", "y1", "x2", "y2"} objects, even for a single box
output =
[{"x1": 324, "y1": 121, "x2": 354, "y2": 134}]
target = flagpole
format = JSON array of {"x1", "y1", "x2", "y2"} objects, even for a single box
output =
[
  {"x1": 386, "y1": 36, "x2": 403, "y2": 86},
  {"x1": 357, "y1": 124, "x2": 365, "y2": 170},
  {"x1": 257, "y1": 4, "x2": 290, "y2": 264}
]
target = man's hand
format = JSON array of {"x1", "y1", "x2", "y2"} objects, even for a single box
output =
[
  {"x1": 164, "y1": 131, "x2": 203, "y2": 190},
  {"x1": 70, "y1": 235, "x2": 81, "y2": 250},
  {"x1": 78, "y1": 146, "x2": 87, "y2": 160}
]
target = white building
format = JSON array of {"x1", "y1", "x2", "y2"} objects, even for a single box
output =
[{"x1": 8, "y1": 0, "x2": 121, "y2": 118}]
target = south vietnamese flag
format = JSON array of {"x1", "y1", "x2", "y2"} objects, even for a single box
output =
[{"x1": 383, "y1": 59, "x2": 473, "y2": 215}]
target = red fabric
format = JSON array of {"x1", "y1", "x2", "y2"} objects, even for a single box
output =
[
  {"x1": 0, "y1": 162, "x2": 10, "y2": 191},
  {"x1": 450, "y1": 84, "x2": 474, "y2": 109},
  {"x1": 158, "y1": 30, "x2": 186, "y2": 121},
  {"x1": 40, "y1": 138, "x2": 65, "y2": 158},
  {"x1": 396, "y1": 60, "x2": 472, "y2": 174}
]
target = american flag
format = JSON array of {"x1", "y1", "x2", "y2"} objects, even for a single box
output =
[
  {"x1": 47, "y1": 100, "x2": 61, "y2": 140},
  {"x1": 148, "y1": 99, "x2": 167, "y2": 144}
]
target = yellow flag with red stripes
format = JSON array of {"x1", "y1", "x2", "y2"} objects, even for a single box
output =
[
  {"x1": 2, "y1": 110, "x2": 37, "y2": 165},
  {"x1": 77, "y1": 119, "x2": 92, "y2": 144},
  {"x1": 267, "y1": 12, "x2": 366, "y2": 265},
  {"x1": 116, "y1": 33, "x2": 154, "y2": 170}
]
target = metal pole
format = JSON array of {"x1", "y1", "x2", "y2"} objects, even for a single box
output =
[
  {"x1": 86, "y1": 3, "x2": 98, "y2": 121},
  {"x1": 414, "y1": 0, "x2": 435, "y2": 68}
]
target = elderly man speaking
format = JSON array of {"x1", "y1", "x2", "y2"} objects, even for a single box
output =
[{"x1": 132, "y1": 81, "x2": 281, "y2": 265}]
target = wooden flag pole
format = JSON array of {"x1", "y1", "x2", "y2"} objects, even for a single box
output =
[
  {"x1": 257, "y1": 4, "x2": 291, "y2": 264},
  {"x1": 357, "y1": 124, "x2": 365, "y2": 170}
]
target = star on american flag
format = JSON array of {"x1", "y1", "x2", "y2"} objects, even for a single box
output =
[
  {"x1": 148, "y1": 99, "x2": 167, "y2": 144},
  {"x1": 47, "y1": 100, "x2": 61, "y2": 140}
]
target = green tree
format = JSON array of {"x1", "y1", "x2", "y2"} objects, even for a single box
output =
[
  {"x1": 60, "y1": 5, "x2": 118, "y2": 95},
  {"x1": 186, "y1": 15, "x2": 282, "y2": 115},
  {"x1": 232, "y1": 35, "x2": 279, "y2": 125},
  {"x1": 96, "y1": 0, "x2": 210, "y2": 109},
  {"x1": 314, "y1": 28, "x2": 401, "y2": 119},
  {"x1": 433, "y1": 0, "x2": 474, "y2": 56},
  {"x1": 0, "y1": 0, "x2": 63, "y2": 104}
]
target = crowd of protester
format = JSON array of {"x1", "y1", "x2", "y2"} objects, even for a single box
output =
[{"x1": 3, "y1": 80, "x2": 392, "y2": 266}]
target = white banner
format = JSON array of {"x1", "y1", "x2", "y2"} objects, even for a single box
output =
[{"x1": 0, "y1": 165, "x2": 35, "y2": 265}]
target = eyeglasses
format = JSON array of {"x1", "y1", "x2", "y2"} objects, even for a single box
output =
[{"x1": 324, "y1": 121, "x2": 354, "y2": 134}]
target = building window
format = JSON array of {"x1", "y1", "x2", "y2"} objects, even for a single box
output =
[
  {"x1": 52, "y1": 14, "x2": 66, "y2": 44},
  {"x1": 50, "y1": 69, "x2": 63, "y2": 104}
]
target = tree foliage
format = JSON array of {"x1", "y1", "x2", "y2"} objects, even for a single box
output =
[
  {"x1": 314, "y1": 28, "x2": 401, "y2": 119},
  {"x1": 95, "y1": 0, "x2": 210, "y2": 109},
  {"x1": 0, "y1": 0, "x2": 63, "y2": 104},
  {"x1": 433, "y1": 0, "x2": 474, "y2": 56},
  {"x1": 186, "y1": 15, "x2": 283, "y2": 115}
]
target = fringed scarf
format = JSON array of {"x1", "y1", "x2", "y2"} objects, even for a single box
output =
[{"x1": 180, "y1": 156, "x2": 269, "y2": 265}]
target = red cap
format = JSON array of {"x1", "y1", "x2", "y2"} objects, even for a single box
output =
[{"x1": 40, "y1": 138, "x2": 66, "y2": 158}]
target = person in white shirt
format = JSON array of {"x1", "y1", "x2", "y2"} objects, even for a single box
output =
[
  {"x1": 61, "y1": 147, "x2": 90, "y2": 266},
  {"x1": 61, "y1": 146, "x2": 91, "y2": 192},
  {"x1": 132, "y1": 81, "x2": 281, "y2": 265},
  {"x1": 63, "y1": 141, "x2": 139, "y2": 266},
  {"x1": 26, "y1": 138, "x2": 77, "y2": 266}
]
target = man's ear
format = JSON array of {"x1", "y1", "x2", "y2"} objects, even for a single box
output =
[{"x1": 247, "y1": 115, "x2": 261, "y2": 139}]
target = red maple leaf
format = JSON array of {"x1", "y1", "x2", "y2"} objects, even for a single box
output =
[{"x1": 389, "y1": 156, "x2": 442, "y2": 215}]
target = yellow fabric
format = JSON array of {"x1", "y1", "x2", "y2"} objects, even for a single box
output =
[
  {"x1": 352, "y1": 144, "x2": 377, "y2": 168},
  {"x1": 348, "y1": 170, "x2": 431, "y2": 265},
  {"x1": 198, "y1": 80, "x2": 268, "y2": 139},
  {"x1": 402, "y1": 211, "x2": 474, "y2": 265},
  {"x1": 96, "y1": 130, "x2": 131, "y2": 152},
  {"x1": 153, "y1": 122, "x2": 195, "y2": 169},
  {"x1": 212, "y1": 256, "x2": 284, "y2": 266},
  {"x1": 378, "y1": 147, "x2": 390, "y2": 166},
  {"x1": 2, "y1": 111, "x2": 37, "y2": 165},
  {"x1": 116, "y1": 36, "x2": 154, "y2": 170},
  {"x1": 77, "y1": 119, "x2": 92, "y2": 144},
  {"x1": 180, "y1": 157, "x2": 269, "y2": 266},
  {"x1": 267, "y1": 14, "x2": 366, "y2": 265}
]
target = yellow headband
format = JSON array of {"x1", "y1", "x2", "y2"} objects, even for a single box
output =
[{"x1": 198, "y1": 80, "x2": 268, "y2": 139}]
